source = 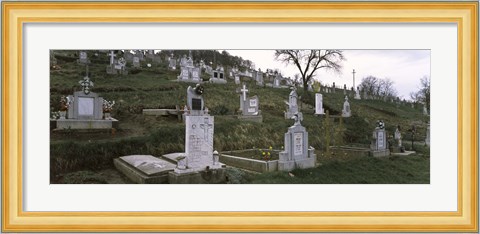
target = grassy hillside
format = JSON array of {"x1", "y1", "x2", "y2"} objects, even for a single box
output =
[{"x1": 50, "y1": 50, "x2": 430, "y2": 183}]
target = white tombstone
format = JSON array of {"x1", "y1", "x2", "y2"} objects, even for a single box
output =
[
  {"x1": 423, "y1": 103, "x2": 429, "y2": 116},
  {"x1": 394, "y1": 126, "x2": 402, "y2": 147},
  {"x1": 256, "y1": 68, "x2": 263, "y2": 86},
  {"x1": 133, "y1": 57, "x2": 140, "y2": 68},
  {"x1": 370, "y1": 120, "x2": 390, "y2": 157},
  {"x1": 284, "y1": 88, "x2": 299, "y2": 119},
  {"x1": 354, "y1": 87, "x2": 361, "y2": 100},
  {"x1": 278, "y1": 114, "x2": 316, "y2": 171},
  {"x1": 315, "y1": 93, "x2": 325, "y2": 115},
  {"x1": 234, "y1": 74, "x2": 240, "y2": 85},
  {"x1": 341, "y1": 96, "x2": 351, "y2": 117}
]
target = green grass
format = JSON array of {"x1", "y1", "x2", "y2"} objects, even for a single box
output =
[
  {"x1": 243, "y1": 155, "x2": 430, "y2": 184},
  {"x1": 50, "y1": 50, "x2": 430, "y2": 184}
]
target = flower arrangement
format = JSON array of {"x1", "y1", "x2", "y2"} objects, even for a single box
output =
[
  {"x1": 259, "y1": 146, "x2": 274, "y2": 161},
  {"x1": 103, "y1": 99, "x2": 115, "y2": 113},
  {"x1": 59, "y1": 96, "x2": 71, "y2": 111}
]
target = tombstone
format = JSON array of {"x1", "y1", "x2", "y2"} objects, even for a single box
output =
[
  {"x1": 177, "y1": 53, "x2": 201, "y2": 83},
  {"x1": 168, "y1": 84, "x2": 226, "y2": 182},
  {"x1": 135, "y1": 50, "x2": 144, "y2": 61},
  {"x1": 314, "y1": 93, "x2": 325, "y2": 115},
  {"x1": 307, "y1": 81, "x2": 314, "y2": 92},
  {"x1": 341, "y1": 96, "x2": 351, "y2": 117},
  {"x1": 209, "y1": 66, "x2": 227, "y2": 84},
  {"x1": 354, "y1": 87, "x2": 361, "y2": 100},
  {"x1": 392, "y1": 125, "x2": 405, "y2": 153},
  {"x1": 425, "y1": 123, "x2": 430, "y2": 146},
  {"x1": 168, "y1": 54, "x2": 177, "y2": 70},
  {"x1": 237, "y1": 83, "x2": 262, "y2": 122},
  {"x1": 343, "y1": 84, "x2": 347, "y2": 95},
  {"x1": 256, "y1": 68, "x2": 263, "y2": 86},
  {"x1": 234, "y1": 74, "x2": 240, "y2": 85},
  {"x1": 124, "y1": 51, "x2": 134, "y2": 62},
  {"x1": 284, "y1": 87, "x2": 299, "y2": 119},
  {"x1": 273, "y1": 74, "x2": 282, "y2": 88},
  {"x1": 56, "y1": 76, "x2": 118, "y2": 130},
  {"x1": 132, "y1": 57, "x2": 141, "y2": 68},
  {"x1": 363, "y1": 88, "x2": 368, "y2": 99},
  {"x1": 77, "y1": 51, "x2": 90, "y2": 64},
  {"x1": 370, "y1": 120, "x2": 390, "y2": 157},
  {"x1": 278, "y1": 113, "x2": 316, "y2": 171},
  {"x1": 423, "y1": 103, "x2": 429, "y2": 116},
  {"x1": 106, "y1": 51, "x2": 128, "y2": 75},
  {"x1": 332, "y1": 82, "x2": 336, "y2": 93}
]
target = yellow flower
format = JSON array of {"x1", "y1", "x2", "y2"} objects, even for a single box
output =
[
  {"x1": 269, "y1": 146, "x2": 273, "y2": 150},
  {"x1": 262, "y1": 152, "x2": 266, "y2": 155},
  {"x1": 267, "y1": 152, "x2": 271, "y2": 156}
]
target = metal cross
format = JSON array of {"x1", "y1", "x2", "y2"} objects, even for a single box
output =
[
  {"x1": 240, "y1": 83, "x2": 249, "y2": 101},
  {"x1": 79, "y1": 76, "x2": 94, "y2": 94}
]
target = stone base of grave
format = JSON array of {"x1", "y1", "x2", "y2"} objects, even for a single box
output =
[
  {"x1": 236, "y1": 115, "x2": 263, "y2": 123},
  {"x1": 168, "y1": 166, "x2": 227, "y2": 184},
  {"x1": 391, "y1": 146, "x2": 405, "y2": 153},
  {"x1": 370, "y1": 149, "x2": 390, "y2": 157},
  {"x1": 142, "y1": 108, "x2": 182, "y2": 116},
  {"x1": 278, "y1": 149, "x2": 316, "y2": 171},
  {"x1": 56, "y1": 118, "x2": 118, "y2": 130},
  {"x1": 209, "y1": 78, "x2": 227, "y2": 84},
  {"x1": 177, "y1": 78, "x2": 202, "y2": 83},
  {"x1": 113, "y1": 155, "x2": 177, "y2": 184}
]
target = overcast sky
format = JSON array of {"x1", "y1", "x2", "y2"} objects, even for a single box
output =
[{"x1": 227, "y1": 50, "x2": 430, "y2": 100}]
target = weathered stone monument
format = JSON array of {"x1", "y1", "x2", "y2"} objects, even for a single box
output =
[
  {"x1": 209, "y1": 66, "x2": 227, "y2": 84},
  {"x1": 256, "y1": 68, "x2": 264, "y2": 86},
  {"x1": 314, "y1": 93, "x2": 325, "y2": 115},
  {"x1": 278, "y1": 114, "x2": 316, "y2": 171},
  {"x1": 168, "y1": 53, "x2": 176, "y2": 70},
  {"x1": 56, "y1": 76, "x2": 118, "y2": 130},
  {"x1": 168, "y1": 84, "x2": 226, "y2": 182},
  {"x1": 177, "y1": 52, "x2": 201, "y2": 83},
  {"x1": 77, "y1": 51, "x2": 90, "y2": 64},
  {"x1": 273, "y1": 73, "x2": 282, "y2": 88},
  {"x1": 392, "y1": 125, "x2": 405, "y2": 153},
  {"x1": 341, "y1": 96, "x2": 351, "y2": 117},
  {"x1": 354, "y1": 87, "x2": 361, "y2": 100},
  {"x1": 237, "y1": 83, "x2": 262, "y2": 122},
  {"x1": 343, "y1": 84, "x2": 347, "y2": 95},
  {"x1": 132, "y1": 56, "x2": 141, "y2": 68},
  {"x1": 284, "y1": 87, "x2": 299, "y2": 119},
  {"x1": 370, "y1": 120, "x2": 390, "y2": 157},
  {"x1": 332, "y1": 82, "x2": 336, "y2": 93},
  {"x1": 423, "y1": 103, "x2": 429, "y2": 116}
]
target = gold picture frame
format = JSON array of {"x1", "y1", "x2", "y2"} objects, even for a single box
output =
[{"x1": 2, "y1": 1, "x2": 478, "y2": 232}]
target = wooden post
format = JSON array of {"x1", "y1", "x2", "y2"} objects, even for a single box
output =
[{"x1": 325, "y1": 110, "x2": 330, "y2": 154}]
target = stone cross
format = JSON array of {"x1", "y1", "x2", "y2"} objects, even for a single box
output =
[
  {"x1": 108, "y1": 51, "x2": 116, "y2": 65},
  {"x1": 200, "y1": 117, "x2": 213, "y2": 141},
  {"x1": 240, "y1": 83, "x2": 249, "y2": 101}
]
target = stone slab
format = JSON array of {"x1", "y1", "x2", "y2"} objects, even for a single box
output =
[
  {"x1": 219, "y1": 153, "x2": 277, "y2": 173},
  {"x1": 370, "y1": 149, "x2": 390, "y2": 157},
  {"x1": 56, "y1": 118, "x2": 118, "y2": 130},
  {"x1": 391, "y1": 151, "x2": 416, "y2": 156},
  {"x1": 236, "y1": 115, "x2": 263, "y2": 123},
  {"x1": 168, "y1": 167, "x2": 227, "y2": 184},
  {"x1": 113, "y1": 155, "x2": 177, "y2": 184}
]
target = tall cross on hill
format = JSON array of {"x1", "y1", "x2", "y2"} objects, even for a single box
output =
[
  {"x1": 352, "y1": 69, "x2": 356, "y2": 89},
  {"x1": 241, "y1": 83, "x2": 249, "y2": 101}
]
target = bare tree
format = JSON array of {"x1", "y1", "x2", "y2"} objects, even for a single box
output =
[
  {"x1": 410, "y1": 76, "x2": 431, "y2": 111},
  {"x1": 274, "y1": 50, "x2": 345, "y2": 91},
  {"x1": 359, "y1": 76, "x2": 398, "y2": 99}
]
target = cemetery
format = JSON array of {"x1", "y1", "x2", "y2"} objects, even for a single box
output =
[{"x1": 50, "y1": 50, "x2": 430, "y2": 184}]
